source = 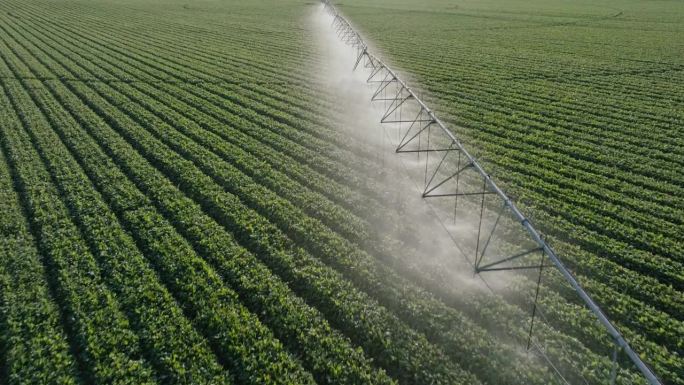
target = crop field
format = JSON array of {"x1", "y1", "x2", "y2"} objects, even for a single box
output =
[{"x1": 0, "y1": 0, "x2": 680, "y2": 384}]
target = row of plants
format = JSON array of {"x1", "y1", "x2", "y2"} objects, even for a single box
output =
[
  {"x1": 143, "y1": 0, "x2": 680, "y2": 380},
  {"x1": 377, "y1": 42, "x2": 684, "y2": 198},
  {"x1": 2, "y1": 15, "x2": 528, "y2": 384},
  {"x1": 330, "y1": 3, "x2": 678, "y2": 376},
  {"x1": 11, "y1": 7, "x2": 389, "y2": 216},
  {"x1": 2, "y1": 58, "x2": 243, "y2": 385},
  {"x1": 60, "y1": 43, "x2": 650, "y2": 384},
  {"x1": 71, "y1": 0, "x2": 684, "y2": 288},
  {"x1": 380, "y1": 32, "x2": 681, "y2": 106},
  {"x1": 456, "y1": 145, "x2": 684, "y2": 346},
  {"x1": 389, "y1": 29, "x2": 684, "y2": 160},
  {"x1": 457, "y1": 121, "x2": 684, "y2": 289},
  {"x1": 386, "y1": 43, "x2": 682, "y2": 140},
  {"x1": 41, "y1": 52, "x2": 480, "y2": 382},
  {"x1": 20, "y1": 34, "x2": 405, "y2": 385},
  {"x1": 11, "y1": 0, "x2": 394, "y2": 205},
  {"x1": 0, "y1": 112, "x2": 79, "y2": 385},
  {"x1": 338, "y1": 2, "x2": 683, "y2": 373},
  {"x1": 0, "y1": 76, "x2": 157, "y2": 385},
  {"x1": 503, "y1": 275, "x2": 683, "y2": 382},
  {"x1": 41, "y1": 6, "x2": 680, "y2": 332},
  {"x1": 92, "y1": 15, "x2": 684, "y2": 356},
  {"x1": 0, "y1": 22, "x2": 343, "y2": 385},
  {"x1": 434, "y1": 83, "x2": 684, "y2": 207},
  {"x1": 17, "y1": 0, "x2": 378, "y2": 166},
  {"x1": 0, "y1": 9, "x2": 377, "y2": 253},
  {"x1": 79, "y1": 0, "x2": 684, "y2": 356},
  {"x1": 402, "y1": 61, "x2": 684, "y2": 202},
  {"x1": 456, "y1": 77, "x2": 684, "y2": 164},
  {"x1": 57, "y1": 62, "x2": 480, "y2": 385}
]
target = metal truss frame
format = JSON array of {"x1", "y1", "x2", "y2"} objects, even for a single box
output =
[{"x1": 324, "y1": 2, "x2": 662, "y2": 385}]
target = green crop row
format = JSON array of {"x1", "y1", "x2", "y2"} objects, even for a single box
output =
[
  {"x1": 0, "y1": 133, "x2": 78, "y2": 385},
  {"x1": 0, "y1": 14, "x2": 474, "y2": 384},
  {"x1": 60, "y1": 67, "x2": 478, "y2": 385},
  {"x1": 399, "y1": 59, "x2": 684, "y2": 201},
  {"x1": 25, "y1": 8, "x2": 680, "y2": 356},
  {"x1": 7, "y1": 1, "x2": 391, "y2": 218},
  {"x1": 337, "y1": 4, "x2": 682, "y2": 384},
  {"x1": 38, "y1": 2, "x2": 365, "y2": 158},
  {"x1": 0, "y1": 53, "x2": 236, "y2": 385},
  {"x1": 503, "y1": 276, "x2": 683, "y2": 383},
  {"x1": 388, "y1": 46, "x2": 682, "y2": 144},
  {"x1": 57, "y1": 49, "x2": 643, "y2": 385},
  {"x1": 438, "y1": 89, "x2": 684, "y2": 215},
  {"x1": 12, "y1": 0, "x2": 381, "y2": 171},
  {"x1": 0, "y1": 76, "x2": 156, "y2": 385},
  {"x1": 42, "y1": 0, "x2": 684, "y2": 318}
]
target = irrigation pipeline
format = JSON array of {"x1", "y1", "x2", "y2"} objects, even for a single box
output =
[{"x1": 321, "y1": 1, "x2": 662, "y2": 384}]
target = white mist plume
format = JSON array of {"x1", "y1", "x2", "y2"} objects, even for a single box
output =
[{"x1": 308, "y1": 4, "x2": 506, "y2": 295}]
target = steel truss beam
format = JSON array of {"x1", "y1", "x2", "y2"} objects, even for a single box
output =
[{"x1": 321, "y1": 2, "x2": 662, "y2": 384}]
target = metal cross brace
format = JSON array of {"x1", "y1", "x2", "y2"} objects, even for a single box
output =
[
  {"x1": 380, "y1": 92, "x2": 413, "y2": 123},
  {"x1": 423, "y1": 159, "x2": 473, "y2": 197},
  {"x1": 476, "y1": 247, "x2": 545, "y2": 272}
]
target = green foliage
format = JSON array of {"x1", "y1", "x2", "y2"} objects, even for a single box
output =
[{"x1": 0, "y1": 0, "x2": 680, "y2": 384}]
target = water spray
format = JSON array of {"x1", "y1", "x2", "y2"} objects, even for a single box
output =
[{"x1": 320, "y1": 1, "x2": 663, "y2": 384}]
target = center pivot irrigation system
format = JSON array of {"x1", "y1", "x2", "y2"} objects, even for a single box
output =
[{"x1": 321, "y1": 1, "x2": 662, "y2": 384}]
